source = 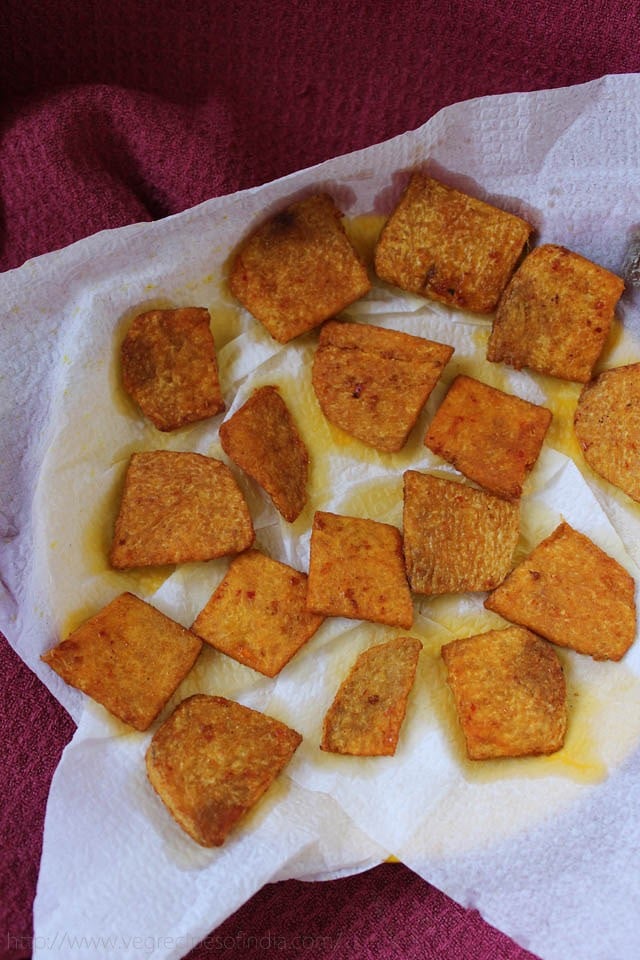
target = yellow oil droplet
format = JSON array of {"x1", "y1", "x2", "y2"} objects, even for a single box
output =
[{"x1": 343, "y1": 214, "x2": 386, "y2": 266}]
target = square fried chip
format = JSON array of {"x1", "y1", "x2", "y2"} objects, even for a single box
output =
[
  {"x1": 574, "y1": 362, "x2": 640, "y2": 502},
  {"x1": 485, "y1": 522, "x2": 637, "y2": 661},
  {"x1": 110, "y1": 450, "x2": 254, "y2": 569},
  {"x1": 321, "y1": 636, "x2": 422, "y2": 756},
  {"x1": 228, "y1": 194, "x2": 371, "y2": 343},
  {"x1": 311, "y1": 320, "x2": 454, "y2": 452},
  {"x1": 219, "y1": 385, "x2": 309, "y2": 522},
  {"x1": 423, "y1": 375, "x2": 552, "y2": 500},
  {"x1": 146, "y1": 695, "x2": 302, "y2": 846},
  {"x1": 441, "y1": 626, "x2": 567, "y2": 760},
  {"x1": 487, "y1": 244, "x2": 625, "y2": 382},
  {"x1": 120, "y1": 307, "x2": 225, "y2": 431},
  {"x1": 374, "y1": 173, "x2": 532, "y2": 313},
  {"x1": 41, "y1": 592, "x2": 202, "y2": 731},
  {"x1": 306, "y1": 511, "x2": 413, "y2": 629},
  {"x1": 192, "y1": 550, "x2": 324, "y2": 676},
  {"x1": 403, "y1": 471, "x2": 520, "y2": 595}
]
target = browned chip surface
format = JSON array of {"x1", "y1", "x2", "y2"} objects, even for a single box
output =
[
  {"x1": 321, "y1": 636, "x2": 422, "y2": 755},
  {"x1": 41, "y1": 593, "x2": 202, "y2": 731},
  {"x1": 192, "y1": 550, "x2": 324, "y2": 676},
  {"x1": 424, "y1": 375, "x2": 552, "y2": 500},
  {"x1": 311, "y1": 320, "x2": 454, "y2": 452},
  {"x1": 120, "y1": 307, "x2": 225, "y2": 431},
  {"x1": 146, "y1": 695, "x2": 302, "y2": 846},
  {"x1": 307, "y1": 511, "x2": 413, "y2": 628},
  {"x1": 574, "y1": 362, "x2": 640, "y2": 502},
  {"x1": 228, "y1": 194, "x2": 371, "y2": 343},
  {"x1": 403, "y1": 471, "x2": 520, "y2": 595},
  {"x1": 485, "y1": 522, "x2": 636, "y2": 661},
  {"x1": 374, "y1": 173, "x2": 532, "y2": 313},
  {"x1": 219, "y1": 385, "x2": 309, "y2": 522},
  {"x1": 487, "y1": 244, "x2": 625, "y2": 382},
  {"x1": 441, "y1": 626, "x2": 567, "y2": 760},
  {"x1": 110, "y1": 451, "x2": 254, "y2": 569}
]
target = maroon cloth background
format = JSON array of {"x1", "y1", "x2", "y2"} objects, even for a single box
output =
[{"x1": 1, "y1": 2, "x2": 638, "y2": 958}]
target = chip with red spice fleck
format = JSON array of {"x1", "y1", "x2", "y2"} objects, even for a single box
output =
[
  {"x1": 191, "y1": 550, "x2": 324, "y2": 676},
  {"x1": 441, "y1": 626, "x2": 567, "y2": 760},
  {"x1": 487, "y1": 244, "x2": 624, "y2": 382},
  {"x1": 424, "y1": 375, "x2": 552, "y2": 501},
  {"x1": 321, "y1": 636, "x2": 422, "y2": 756},
  {"x1": 307, "y1": 511, "x2": 413, "y2": 629},
  {"x1": 146, "y1": 695, "x2": 302, "y2": 846},
  {"x1": 229, "y1": 194, "x2": 371, "y2": 343},
  {"x1": 374, "y1": 173, "x2": 532, "y2": 312}
]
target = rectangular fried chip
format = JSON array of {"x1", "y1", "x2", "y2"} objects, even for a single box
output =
[
  {"x1": 574, "y1": 362, "x2": 640, "y2": 502},
  {"x1": 41, "y1": 593, "x2": 202, "y2": 731},
  {"x1": 192, "y1": 550, "x2": 324, "y2": 676},
  {"x1": 219, "y1": 384, "x2": 309, "y2": 522},
  {"x1": 307, "y1": 511, "x2": 413, "y2": 629},
  {"x1": 110, "y1": 451, "x2": 254, "y2": 569},
  {"x1": 403, "y1": 471, "x2": 519, "y2": 595},
  {"x1": 424, "y1": 375, "x2": 552, "y2": 500},
  {"x1": 487, "y1": 244, "x2": 625, "y2": 382},
  {"x1": 321, "y1": 636, "x2": 422, "y2": 756},
  {"x1": 145, "y1": 694, "x2": 302, "y2": 846},
  {"x1": 374, "y1": 173, "x2": 532, "y2": 312},
  {"x1": 228, "y1": 194, "x2": 371, "y2": 343},
  {"x1": 485, "y1": 522, "x2": 637, "y2": 661},
  {"x1": 120, "y1": 306, "x2": 225, "y2": 431},
  {"x1": 311, "y1": 319, "x2": 454, "y2": 452},
  {"x1": 441, "y1": 626, "x2": 567, "y2": 760}
]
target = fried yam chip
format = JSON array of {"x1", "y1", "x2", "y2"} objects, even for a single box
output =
[
  {"x1": 374, "y1": 173, "x2": 532, "y2": 312},
  {"x1": 574, "y1": 362, "x2": 640, "y2": 502},
  {"x1": 485, "y1": 522, "x2": 636, "y2": 661},
  {"x1": 321, "y1": 636, "x2": 422, "y2": 756},
  {"x1": 110, "y1": 451, "x2": 254, "y2": 569},
  {"x1": 192, "y1": 550, "x2": 324, "y2": 676},
  {"x1": 424, "y1": 375, "x2": 552, "y2": 500},
  {"x1": 219, "y1": 385, "x2": 309, "y2": 522},
  {"x1": 41, "y1": 593, "x2": 202, "y2": 731},
  {"x1": 228, "y1": 194, "x2": 371, "y2": 343},
  {"x1": 487, "y1": 244, "x2": 624, "y2": 382},
  {"x1": 311, "y1": 320, "x2": 454, "y2": 452},
  {"x1": 307, "y1": 511, "x2": 413, "y2": 628},
  {"x1": 441, "y1": 626, "x2": 567, "y2": 760},
  {"x1": 146, "y1": 695, "x2": 302, "y2": 846},
  {"x1": 403, "y1": 471, "x2": 520, "y2": 595},
  {"x1": 120, "y1": 307, "x2": 225, "y2": 431}
]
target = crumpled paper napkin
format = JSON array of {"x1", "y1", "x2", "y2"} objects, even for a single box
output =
[{"x1": 2, "y1": 74, "x2": 640, "y2": 960}]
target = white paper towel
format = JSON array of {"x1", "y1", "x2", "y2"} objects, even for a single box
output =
[{"x1": 2, "y1": 74, "x2": 640, "y2": 960}]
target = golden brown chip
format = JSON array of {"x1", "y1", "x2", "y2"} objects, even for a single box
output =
[
  {"x1": 146, "y1": 695, "x2": 302, "y2": 846},
  {"x1": 374, "y1": 173, "x2": 532, "y2": 313},
  {"x1": 574, "y1": 362, "x2": 640, "y2": 502},
  {"x1": 307, "y1": 511, "x2": 413, "y2": 629},
  {"x1": 228, "y1": 194, "x2": 371, "y2": 343},
  {"x1": 311, "y1": 320, "x2": 454, "y2": 452},
  {"x1": 403, "y1": 471, "x2": 520, "y2": 595},
  {"x1": 487, "y1": 244, "x2": 625, "y2": 382},
  {"x1": 120, "y1": 307, "x2": 225, "y2": 431},
  {"x1": 41, "y1": 593, "x2": 202, "y2": 731},
  {"x1": 219, "y1": 385, "x2": 309, "y2": 522},
  {"x1": 441, "y1": 626, "x2": 567, "y2": 760},
  {"x1": 110, "y1": 451, "x2": 254, "y2": 569},
  {"x1": 424, "y1": 375, "x2": 552, "y2": 500},
  {"x1": 321, "y1": 636, "x2": 422, "y2": 756},
  {"x1": 192, "y1": 550, "x2": 324, "y2": 676},
  {"x1": 485, "y1": 522, "x2": 636, "y2": 661}
]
